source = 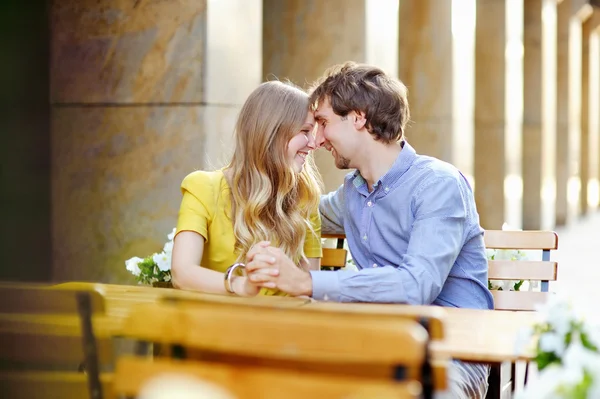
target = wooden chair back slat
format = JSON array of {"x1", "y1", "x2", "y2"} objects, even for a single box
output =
[
  {"x1": 0, "y1": 371, "x2": 113, "y2": 399},
  {"x1": 484, "y1": 230, "x2": 558, "y2": 250},
  {"x1": 0, "y1": 284, "x2": 106, "y2": 314},
  {"x1": 491, "y1": 290, "x2": 551, "y2": 312},
  {"x1": 322, "y1": 233, "x2": 348, "y2": 240},
  {"x1": 114, "y1": 356, "x2": 421, "y2": 399},
  {"x1": 122, "y1": 301, "x2": 428, "y2": 367},
  {"x1": 0, "y1": 329, "x2": 113, "y2": 368},
  {"x1": 302, "y1": 301, "x2": 446, "y2": 340},
  {"x1": 321, "y1": 248, "x2": 348, "y2": 269},
  {"x1": 488, "y1": 260, "x2": 558, "y2": 281}
]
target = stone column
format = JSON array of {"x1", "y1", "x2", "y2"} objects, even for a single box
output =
[
  {"x1": 522, "y1": 0, "x2": 558, "y2": 230},
  {"x1": 581, "y1": 16, "x2": 592, "y2": 213},
  {"x1": 590, "y1": 13, "x2": 600, "y2": 209},
  {"x1": 556, "y1": 0, "x2": 572, "y2": 225},
  {"x1": 398, "y1": 1, "x2": 458, "y2": 164},
  {"x1": 50, "y1": 0, "x2": 261, "y2": 282},
  {"x1": 474, "y1": 0, "x2": 523, "y2": 229},
  {"x1": 263, "y1": 0, "x2": 399, "y2": 192},
  {"x1": 571, "y1": 2, "x2": 595, "y2": 217}
]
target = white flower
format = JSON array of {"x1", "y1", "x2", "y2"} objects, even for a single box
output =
[
  {"x1": 167, "y1": 228, "x2": 176, "y2": 241},
  {"x1": 163, "y1": 240, "x2": 173, "y2": 255},
  {"x1": 125, "y1": 256, "x2": 143, "y2": 276},
  {"x1": 163, "y1": 274, "x2": 172, "y2": 282},
  {"x1": 539, "y1": 332, "x2": 566, "y2": 356},
  {"x1": 485, "y1": 248, "x2": 496, "y2": 260},
  {"x1": 536, "y1": 295, "x2": 575, "y2": 337},
  {"x1": 152, "y1": 252, "x2": 171, "y2": 271}
]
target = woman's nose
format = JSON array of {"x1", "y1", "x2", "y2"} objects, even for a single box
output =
[
  {"x1": 306, "y1": 132, "x2": 317, "y2": 149},
  {"x1": 315, "y1": 125, "x2": 326, "y2": 148}
]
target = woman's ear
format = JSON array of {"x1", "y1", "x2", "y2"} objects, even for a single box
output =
[{"x1": 353, "y1": 111, "x2": 367, "y2": 130}]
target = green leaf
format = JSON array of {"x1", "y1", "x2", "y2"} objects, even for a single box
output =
[
  {"x1": 534, "y1": 350, "x2": 561, "y2": 371},
  {"x1": 513, "y1": 280, "x2": 524, "y2": 291}
]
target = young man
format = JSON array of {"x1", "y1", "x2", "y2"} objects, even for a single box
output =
[{"x1": 246, "y1": 62, "x2": 493, "y2": 398}]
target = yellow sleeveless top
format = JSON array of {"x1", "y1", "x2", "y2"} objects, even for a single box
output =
[{"x1": 175, "y1": 170, "x2": 322, "y2": 296}]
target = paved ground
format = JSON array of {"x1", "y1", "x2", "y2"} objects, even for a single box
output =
[{"x1": 549, "y1": 210, "x2": 600, "y2": 322}]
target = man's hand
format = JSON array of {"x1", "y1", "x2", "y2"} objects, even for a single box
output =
[{"x1": 245, "y1": 241, "x2": 313, "y2": 297}]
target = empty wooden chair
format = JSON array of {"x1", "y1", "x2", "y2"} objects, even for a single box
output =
[
  {"x1": 114, "y1": 300, "x2": 433, "y2": 399},
  {"x1": 484, "y1": 230, "x2": 559, "y2": 395},
  {"x1": 484, "y1": 230, "x2": 559, "y2": 311}
]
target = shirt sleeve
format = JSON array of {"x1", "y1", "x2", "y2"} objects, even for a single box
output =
[
  {"x1": 175, "y1": 171, "x2": 213, "y2": 242},
  {"x1": 310, "y1": 176, "x2": 466, "y2": 304},
  {"x1": 318, "y1": 184, "x2": 346, "y2": 235},
  {"x1": 303, "y1": 205, "x2": 322, "y2": 258}
]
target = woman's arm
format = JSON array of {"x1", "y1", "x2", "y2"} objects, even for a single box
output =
[
  {"x1": 306, "y1": 257, "x2": 321, "y2": 271},
  {"x1": 171, "y1": 231, "x2": 257, "y2": 296}
]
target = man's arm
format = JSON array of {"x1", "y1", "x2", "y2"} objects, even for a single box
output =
[
  {"x1": 310, "y1": 176, "x2": 467, "y2": 304},
  {"x1": 319, "y1": 185, "x2": 345, "y2": 235}
]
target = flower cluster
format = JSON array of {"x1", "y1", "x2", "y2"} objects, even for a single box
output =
[
  {"x1": 516, "y1": 296, "x2": 600, "y2": 398},
  {"x1": 486, "y1": 248, "x2": 527, "y2": 291},
  {"x1": 125, "y1": 228, "x2": 175, "y2": 285}
]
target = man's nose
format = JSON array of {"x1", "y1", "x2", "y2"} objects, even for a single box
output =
[{"x1": 315, "y1": 125, "x2": 326, "y2": 148}]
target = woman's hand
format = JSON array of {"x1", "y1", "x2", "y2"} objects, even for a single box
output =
[
  {"x1": 231, "y1": 275, "x2": 261, "y2": 297},
  {"x1": 245, "y1": 241, "x2": 312, "y2": 297}
]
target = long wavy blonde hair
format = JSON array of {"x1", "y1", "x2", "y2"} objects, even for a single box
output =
[{"x1": 227, "y1": 81, "x2": 322, "y2": 266}]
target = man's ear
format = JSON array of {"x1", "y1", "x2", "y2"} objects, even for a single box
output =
[{"x1": 353, "y1": 111, "x2": 367, "y2": 130}]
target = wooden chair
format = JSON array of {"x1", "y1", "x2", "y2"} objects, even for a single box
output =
[
  {"x1": 484, "y1": 230, "x2": 559, "y2": 311},
  {"x1": 0, "y1": 284, "x2": 113, "y2": 399},
  {"x1": 321, "y1": 233, "x2": 348, "y2": 270},
  {"x1": 114, "y1": 300, "x2": 432, "y2": 399},
  {"x1": 300, "y1": 301, "x2": 448, "y2": 394},
  {"x1": 484, "y1": 230, "x2": 559, "y2": 397}
]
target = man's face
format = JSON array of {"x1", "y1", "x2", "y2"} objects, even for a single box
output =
[{"x1": 314, "y1": 98, "x2": 355, "y2": 170}]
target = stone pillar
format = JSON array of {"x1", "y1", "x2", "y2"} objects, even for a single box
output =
[
  {"x1": 263, "y1": 0, "x2": 399, "y2": 192},
  {"x1": 556, "y1": 0, "x2": 572, "y2": 225},
  {"x1": 50, "y1": 0, "x2": 261, "y2": 282},
  {"x1": 522, "y1": 0, "x2": 558, "y2": 230},
  {"x1": 474, "y1": 0, "x2": 523, "y2": 229},
  {"x1": 571, "y1": 2, "x2": 595, "y2": 217},
  {"x1": 581, "y1": 16, "x2": 591, "y2": 212},
  {"x1": 590, "y1": 13, "x2": 600, "y2": 209},
  {"x1": 398, "y1": 1, "x2": 458, "y2": 166}
]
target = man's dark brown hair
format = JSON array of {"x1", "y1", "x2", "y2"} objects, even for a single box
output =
[{"x1": 309, "y1": 61, "x2": 410, "y2": 144}]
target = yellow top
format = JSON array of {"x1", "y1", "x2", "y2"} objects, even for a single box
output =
[{"x1": 176, "y1": 170, "x2": 322, "y2": 296}]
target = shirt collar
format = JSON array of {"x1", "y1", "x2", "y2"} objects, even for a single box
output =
[{"x1": 351, "y1": 140, "x2": 417, "y2": 190}]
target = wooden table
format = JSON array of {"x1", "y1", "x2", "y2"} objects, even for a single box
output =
[
  {"x1": 302, "y1": 301, "x2": 538, "y2": 399},
  {"x1": 302, "y1": 301, "x2": 537, "y2": 363},
  {"x1": 52, "y1": 282, "x2": 310, "y2": 335},
  {"x1": 51, "y1": 283, "x2": 538, "y2": 398},
  {"x1": 429, "y1": 306, "x2": 537, "y2": 363}
]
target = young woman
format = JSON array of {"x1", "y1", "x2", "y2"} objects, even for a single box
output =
[{"x1": 171, "y1": 81, "x2": 323, "y2": 296}]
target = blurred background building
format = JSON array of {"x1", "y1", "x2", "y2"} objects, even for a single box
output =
[{"x1": 1, "y1": 0, "x2": 599, "y2": 284}]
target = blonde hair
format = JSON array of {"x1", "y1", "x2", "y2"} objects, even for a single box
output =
[{"x1": 227, "y1": 81, "x2": 322, "y2": 265}]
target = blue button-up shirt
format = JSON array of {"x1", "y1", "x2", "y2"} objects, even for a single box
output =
[{"x1": 310, "y1": 141, "x2": 494, "y2": 309}]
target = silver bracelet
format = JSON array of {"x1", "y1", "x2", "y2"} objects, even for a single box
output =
[{"x1": 224, "y1": 263, "x2": 246, "y2": 294}]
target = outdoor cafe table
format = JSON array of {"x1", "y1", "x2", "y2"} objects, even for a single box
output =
[{"x1": 54, "y1": 283, "x2": 538, "y2": 365}]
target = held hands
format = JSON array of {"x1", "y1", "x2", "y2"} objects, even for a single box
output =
[{"x1": 245, "y1": 241, "x2": 313, "y2": 297}]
